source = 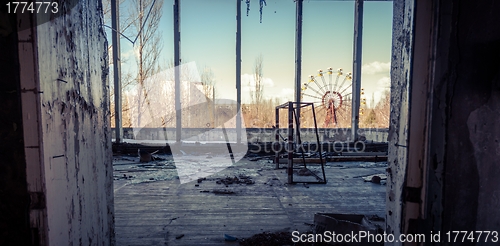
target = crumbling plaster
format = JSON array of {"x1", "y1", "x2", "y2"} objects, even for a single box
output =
[
  {"x1": 32, "y1": 0, "x2": 114, "y2": 245},
  {"x1": 386, "y1": 0, "x2": 413, "y2": 240}
]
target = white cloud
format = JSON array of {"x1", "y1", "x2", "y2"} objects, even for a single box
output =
[
  {"x1": 377, "y1": 76, "x2": 391, "y2": 88},
  {"x1": 367, "y1": 77, "x2": 391, "y2": 106},
  {"x1": 262, "y1": 77, "x2": 274, "y2": 87},
  {"x1": 241, "y1": 73, "x2": 275, "y2": 92},
  {"x1": 362, "y1": 61, "x2": 391, "y2": 75},
  {"x1": 280, "y1": 88, "x2": 294, "y2": 97},
  {"x1": 121, "y1": 49, "x2": 136, "y2": 60},
  {"x1": 241, "y1": 73, "x2": 274, "y2": 87},
  {"x1": 268, "y1": 88, "x2": 294, "y2": 102}
]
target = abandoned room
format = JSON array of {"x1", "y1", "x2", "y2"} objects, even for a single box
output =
[{"x1": 1, "y1": 0, "x2": 499, "y2": 245}]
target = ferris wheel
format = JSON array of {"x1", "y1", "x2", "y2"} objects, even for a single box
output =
[{"x1": 300, "y1": 68, "x2": 353, "y2": 128}]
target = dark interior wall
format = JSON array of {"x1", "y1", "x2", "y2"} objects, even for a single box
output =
[
  {"x1": 0, "y1": 13, "x2": 32, "y2": 245},
  {"x1": 389, "y1": 0, "x2": 500, "y2": 238},
  {"x1": 433, "y1": 0, "x2": 500, "y2": 231}
]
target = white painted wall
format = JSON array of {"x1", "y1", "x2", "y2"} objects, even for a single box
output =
[
  {"x1": 385, "y1": 0, "x2": 413, "y2": 244},
  {"x1": 20, "y1": 1, "x2": 114, "y2": 245}
]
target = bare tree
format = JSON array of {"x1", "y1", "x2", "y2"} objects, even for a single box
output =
[
  {"x1": 200, "y1": 67, "x2": 217, "y2": 127},
  {"x1": 109, "y1": 73, "x2": 134, "y2": 127},
  {"x1": 373, "y1": 89, "x2": 390, "y2": 128},
  {"x1": 101, "y1": 0, "x2": 135, "y2": 57},
  {"x1": 128, "y1": 0, "x2": 164, "y2": 127},
  {"x1": 102, "y1": 0, "x2": 137, "y2": 128},
  {"x1": 122, "y1": 92, "x2": 133, "y2": 128},
  {"x1": 252, "y1": 54, "x2": 264, "y2": 117},
  {"x1": 201, "y1": 66, "x2": 217, "y2": 100}
]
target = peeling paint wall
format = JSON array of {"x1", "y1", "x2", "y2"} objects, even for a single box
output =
[
  {"x1": 22, "y1": 0, "x2": 114, "y2": 245},
  {"x1": 386, "y1": 0, "x2": 414, "y2": 242}
]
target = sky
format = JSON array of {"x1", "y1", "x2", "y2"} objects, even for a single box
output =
[{"x1": 115, "y1": 0, "x2": 393, "y2": 106}]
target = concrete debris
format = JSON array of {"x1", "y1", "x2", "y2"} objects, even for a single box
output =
[
  {"x1": 314, "y1": 213, "x2": 382, "y2": 241},
  {"x1": 240, "y1": 231, "x2": 331, "y2": 246},
  {"x1": 362, "y1": 173, "x2": 387, "y2": 185},
  {"x1": 138, "y1": 149, "x2": 159, "y2": 163},
  {"x1": 215, "y1": 175, "x2": 254, "y2": 185},
  {"x1": 212, "y1": 189, "x2": 235, "y2": 195},
  {"x1": 371, "y1": 175, "x2": 381, "y2": 184},
  {"x1": 113, "y1": 174, "x2": 134, "y2": 180},
  {"x1": 365, "y1": 214, "x2": 385, "y2": 222},
  {"x1": 113, "y1": 152, "x2": 388, "y2": 244},
  {"x1": 239, "y1": 231, "x2": 290, "y2": 246},
  {"x1": 223, "y1": 234, "x2": 238, "y2": 241},
  {"x1": 297, "y1": 167, "x2": 313, "y2": 176},
  {"x1": 358, "y1": 163, "x2": 387, "y2": 168}
]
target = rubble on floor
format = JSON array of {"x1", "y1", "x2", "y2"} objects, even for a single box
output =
[
  {"x1": 113, "y1": 148, "x2": 388, "y2": 245},
  {"x1": 361, "y1": 174, "x2": 387, "y2": 185},
  {"x1": 239, "y1": 231, "x2": 333, "y2": 246},
  {"x1": 215, "y1": 175, "x2": 255, "y2": 185}
]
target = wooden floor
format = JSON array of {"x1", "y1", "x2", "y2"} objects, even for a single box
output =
[{"x1": 113, "y1": 157, "x2": 387, "y2": 245}]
